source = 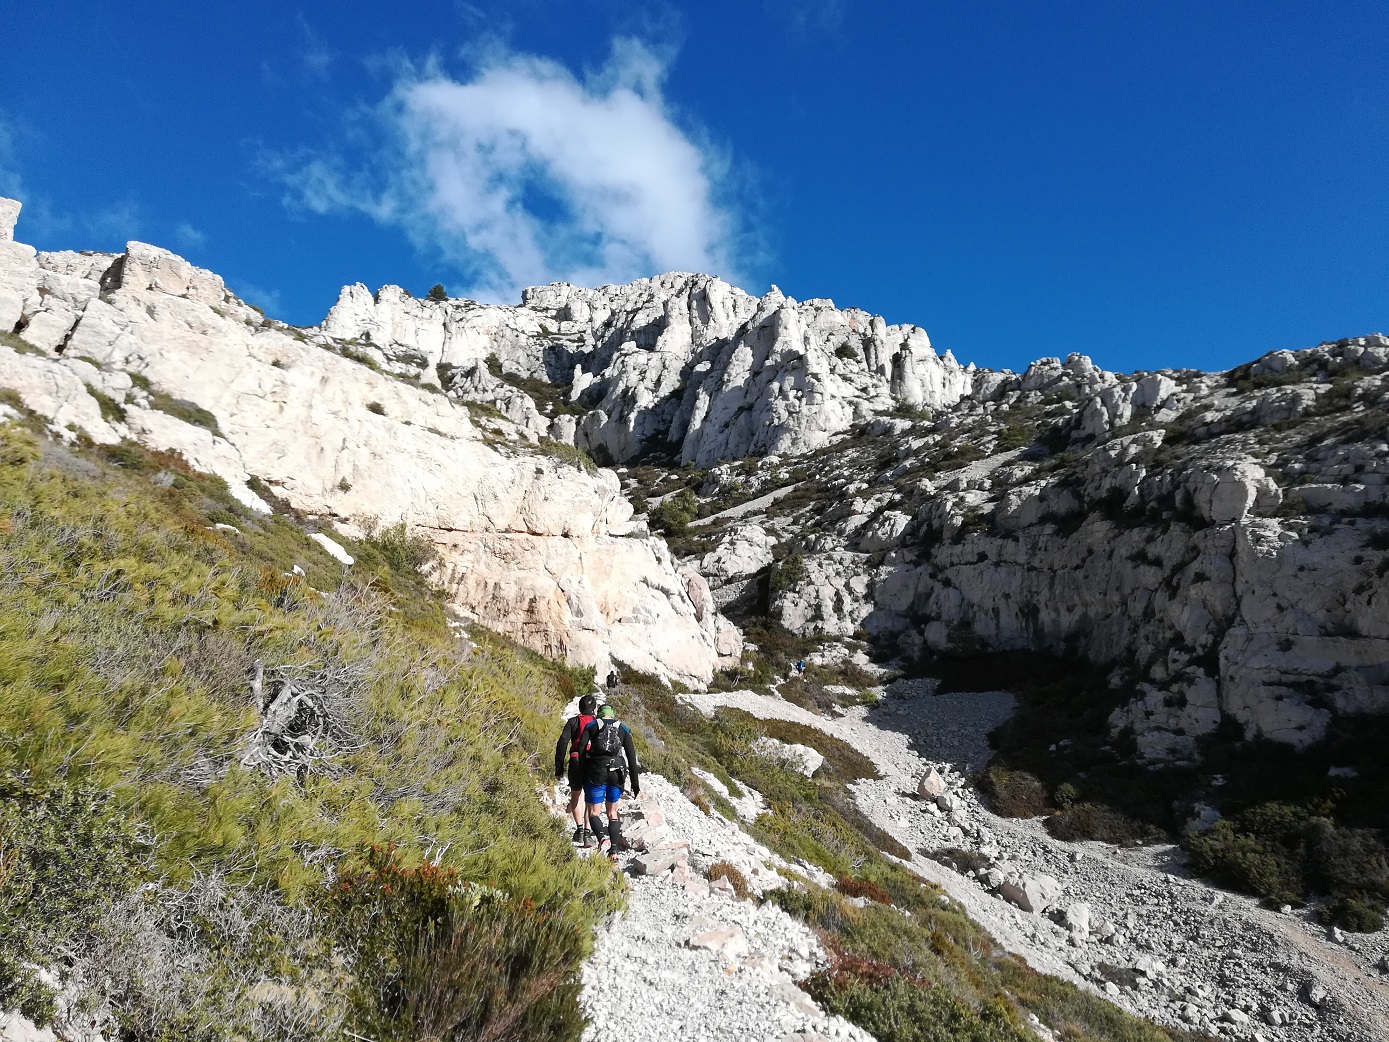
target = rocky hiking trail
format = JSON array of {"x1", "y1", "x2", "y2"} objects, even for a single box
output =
[
  {"x1": 548, "y1": 705, "x2": 876, "y2": 1042},
  {"x1": 693, "y1": 675, "x2": 1389, "y2": 1042}
]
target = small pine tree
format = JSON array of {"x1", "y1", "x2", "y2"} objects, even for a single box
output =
[{"x1": 427, "y1": 284, "x2": 448, "y2": 302}]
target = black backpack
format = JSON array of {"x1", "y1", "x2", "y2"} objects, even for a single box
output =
[{"x1": 589, "y1": 718, "x2": 624, "y2": 757}]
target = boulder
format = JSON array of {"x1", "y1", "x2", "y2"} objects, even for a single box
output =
[
  {"x1": 751, "y1": 736, "x2": 824, "y2": 777},
  {"x1": 998, "y1": 874, "x2": 1063, "y2": 914},
  {"x1": 687, "y1": 926, "x2": 749, "y2": 960},
  {"x1": 917, "y1": 767, "x2": 947, "y2": 799}
]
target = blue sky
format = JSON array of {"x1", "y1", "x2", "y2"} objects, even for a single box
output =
[{"x1": 2, "y1": 1, "x2": 1386, "y2": 374}]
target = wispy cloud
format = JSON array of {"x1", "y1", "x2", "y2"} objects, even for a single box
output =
[
  {"x1": 87, "y1": 202, "x2": 142, "y2": 244},
  {"x1": 232, "y1": 280, "x2": 282, "y2": 316},
  {"x1": 274, "y1": 39, "x2": 745, "y2": 301},
  {"x1": 174, "y1": 221, "x2": 207, "y2": 249},
  {"x1": 297, "y1": 13, "x2": 336, "y2": 80}
]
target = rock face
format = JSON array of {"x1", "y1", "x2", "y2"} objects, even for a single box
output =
[
  {"x1": 0, "y1": 198, "x2": 734, "y2": 686},
  {"x1": 321, "y1": 274, "x2": 975, "y2": 467},
  {"x1": 688, "y1": 340, "x2": 1389, "y2": 758}
]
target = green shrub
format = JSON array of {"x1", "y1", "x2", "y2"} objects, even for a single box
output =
[
  {"x1": 835, "y1": 342, "x2": 859, "y2": 361},
  {"x1": 365, "y1": 401, "x2": 386, "y2": 416},
  {"x1": 0, "y1": 786, "x2": 145, "y2": 1022},
  {"x1": 537, "y1": 438, "x2": 596, "y2": 474},
  {"x1": 1320, "y1": 894, "x2": 1385, "y2": 932},
  {"x1": 1184, "y1": 821, "x2": 1302, "y2": 904},
  {"x1": 427, "y1": 284, "x2": 448, "y2": 302},
  {"x1": 334, "y1": 846, "x2": 587, "y2": 1042},
  {"x1": 357, "y1": 520, "x2": 441, "y2": 580},
  {"x1": 978, "y1": 768, "x2": 1049, "y2": 819},
  {"x1": 1053, "y1": 782, "x2": 1079, "y2": 809},
  {"x1": 648, "y1": 489, "x2": 697, "y2": 535},
  {"x1": 770, "y1": 552, "x2": 809, "y2": 595},
  {"x1": 85, "y1": 383, "x2": 127, "y2": 424}
]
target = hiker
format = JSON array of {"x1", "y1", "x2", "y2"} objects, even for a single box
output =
[
  {"x1": 795, "y1": 660, "x2": 806, "y2": 675},
  {"x1": 576, "y1": 703, "x2": 640, "y2": 859},
  {"x1": 605, "y1": 669, "x2": 619, "y2": 692},
  {"x1": 554, "y1": 694, "x2": 598, "y2": 844}
]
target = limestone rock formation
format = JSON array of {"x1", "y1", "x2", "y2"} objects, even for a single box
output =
[
  {"x1": 321, "y1": 273, "x2": 975, "y2": 467},
  {"x1": 0, "y1": 198, "x2": 733, "y2": 686},
  {"x1": 677, "y1": 337, "x2": 1389, "y2": 758}
]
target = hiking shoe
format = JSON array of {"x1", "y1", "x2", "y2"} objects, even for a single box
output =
[
  {"x1": 571, "y1": 826, "x2": 586, "y2": 845},
  {"x1": 598, "y1": 838, "x2": 612, "y2": 858}
]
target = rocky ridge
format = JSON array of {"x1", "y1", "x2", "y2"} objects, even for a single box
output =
[
  {"x1": 0, "y1": 198, "x2": 736, "y2": 685},
  {"x1": 678, "y1": 344, "x2": 1389, "y2": 757},
  {"x1": 321, "y1": 273, "x2": 974, "y2": 467}
]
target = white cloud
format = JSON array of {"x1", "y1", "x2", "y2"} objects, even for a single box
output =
[
  {"x1": 278, "y1": 39, "x2": 743, "y2": 300},
  {"x1": 174, "y1": 222, "x2": 207, "y2": 249}
]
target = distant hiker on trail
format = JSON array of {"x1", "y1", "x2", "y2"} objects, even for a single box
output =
[
  {"x1": 576, "y1": 703, "x2": 640, "y2": 860},
  {"x1": 795, "y1": 660, "x2": 806, "y2": 675},
  {"x1": 606, "y1": 669, "x2": 619, "y2": 692},
  {"x1": 554, "y1": 694, "x2": 598, "y2": 845}
]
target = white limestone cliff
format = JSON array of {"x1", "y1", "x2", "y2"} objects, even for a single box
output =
[{"x1": 0, "y1": 198, "x2": 735, "y2": 686}]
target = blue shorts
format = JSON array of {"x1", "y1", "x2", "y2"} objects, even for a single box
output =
[{"x1": 585, "y1": 783, "x2": 623, "y2": 805}]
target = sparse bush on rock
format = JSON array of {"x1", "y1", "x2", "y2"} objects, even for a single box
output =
[{"x1": 978, "y1": 768, "x2": 1050, "y2": 819}]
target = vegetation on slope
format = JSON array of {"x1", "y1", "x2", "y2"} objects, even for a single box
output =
[{"x1": 0, "y1": 418, "x2": 617, "y2": 1040}]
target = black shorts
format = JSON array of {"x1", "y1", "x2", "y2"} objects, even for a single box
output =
[{"x1": 566, "y1": 761, "x2": 584, "y2": 789}]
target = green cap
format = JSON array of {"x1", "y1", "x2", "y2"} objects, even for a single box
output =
[{"x1": 597, "y1": 704, "x2": 617, "y2": 720}]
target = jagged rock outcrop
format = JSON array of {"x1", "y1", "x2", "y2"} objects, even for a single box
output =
[
  {"x1": 0, "y1": 198, "x2": 735, "y2": 686},
  {"x1": 694, "y1": 340, "x2": 1389, "y2": 758},
  {"x1": 321, "y1": 273, "x2": 974, "y2": 467}
]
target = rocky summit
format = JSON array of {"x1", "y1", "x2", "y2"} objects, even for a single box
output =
[{"x1": 3, "y1": 192, "x2": 1388, "y2": 1042}]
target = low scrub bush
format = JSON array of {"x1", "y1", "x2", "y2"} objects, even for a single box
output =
[
  {"x1": 803, "y1": 956, "x2": 1032, "y2": 1042},
  {"x1": 148, "y1": 390, "x2": 223, "y2": 436},
  {"x1": 978, "y1": 768, "x2": 1049, "y2": 819},
  {"x1": 924, "y1": 847, "x2": 992, "y2": 877},
  {"x1": 835, "y1": 877, "x2": 892, "y2": 905},
  {"x1": 537, "y1": 438, "x2": 596, "y2": 474},
  {"x1": 334, "y1": 847, "x2": 587, "y2": 1042},
  {"x1": 707, "y1": 861, "x2": 751, "y2": 900},
  {"x1": 1045, "y1": 804, "x2": 1163, "y2": 847}
]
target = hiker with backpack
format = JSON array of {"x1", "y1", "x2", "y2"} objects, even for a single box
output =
[
  {"x1": 576, "y1": 703, "x2": 640, "y2": 860},
  {"x1": 554, "y1": 694, "x2": 598, "y2": 845}
]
